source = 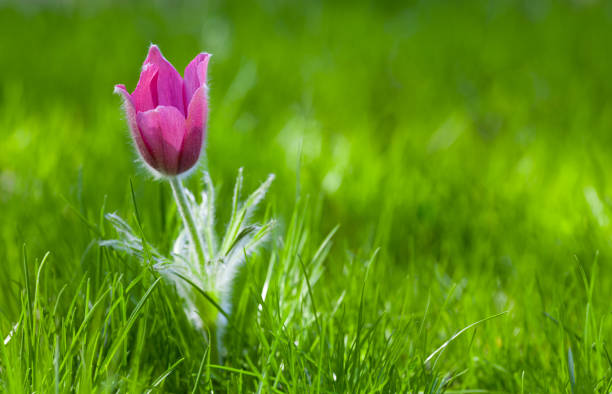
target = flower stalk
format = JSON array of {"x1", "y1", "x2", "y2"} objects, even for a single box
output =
[{"x1": 169, "y1": 176, "x2": 206, "y2": 270}]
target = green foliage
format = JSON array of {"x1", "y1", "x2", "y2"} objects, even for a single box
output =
[{"x1": 1, "y1": 0, "x2": 612, "y2": 391}]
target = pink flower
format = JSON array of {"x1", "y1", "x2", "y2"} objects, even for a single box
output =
[{"x1": 114, "y1": 45, "x2": 211, "y2": 176}]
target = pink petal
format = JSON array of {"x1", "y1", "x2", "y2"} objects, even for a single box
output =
[
  {"x1": 130, "y1": 62, "x2": 159, "y2": 112},
  {"x1": 183, "y1": 53, "x2": 211, "y2": 109},
  {"x1": 144, "y1": 45, "x2": 185, "y2": 115},
  {"x1": 114, "y1": 84, "x2": 157, "y2": 168},
  {"x1": 136, "y1": 106, "x2": 187, "y2": 175},
  {"x1": 178, "y1": 85, "x2": 208, "y2": 173}
]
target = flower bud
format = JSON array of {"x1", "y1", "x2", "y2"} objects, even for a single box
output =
[{"x1": 115, "y1": 45, "x2": 210, "y2": 176}]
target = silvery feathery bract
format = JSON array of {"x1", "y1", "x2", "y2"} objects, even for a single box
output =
[{"x1": 101, "y1": 169, "x2": 275, "y2": 349}]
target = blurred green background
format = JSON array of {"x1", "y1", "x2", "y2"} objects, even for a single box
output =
[{"x1": 1, "y1": 0, "x2": 612, "y2": 389}]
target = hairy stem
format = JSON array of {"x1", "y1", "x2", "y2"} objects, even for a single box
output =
[{"x1": 169, "y1": 177, "x2": 206, "y2": 270}]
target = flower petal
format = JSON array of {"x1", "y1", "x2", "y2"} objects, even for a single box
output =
[
  {"x1": 114, "y1": 84, "x2": 157, "y2": 169},
  {"x1": 178, "y1": 85, "x2": 208, "y2": 173},
  {"x1": 183, "y1": 53, "x2": 211, "y2": 108},
  {"x1": 130, "y1": 62, "x2": 159, "y2": 112},
  {"x1": 144, "y1": 45, "x2": 185, "y2": 115},
  {"x1": 136, "y1": 106, "x2": 187, "y2": 175}
]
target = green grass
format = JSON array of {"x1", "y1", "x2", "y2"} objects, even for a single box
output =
[{"x1": 1, "y1": 0, "x2": 612, "y2": 392}]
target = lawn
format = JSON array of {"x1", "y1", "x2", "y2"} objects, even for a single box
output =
[{"x1": 1, "y1": 0, "x2": 612, "y2": 392}]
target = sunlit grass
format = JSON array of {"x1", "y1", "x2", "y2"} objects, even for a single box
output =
[{"x1": 1, "y1": 0, "x2": 612, "y2": 391}]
